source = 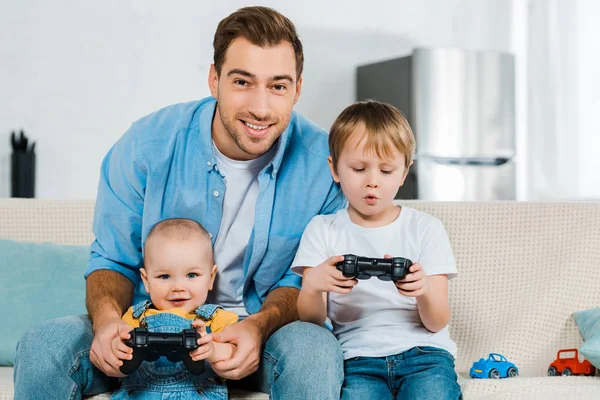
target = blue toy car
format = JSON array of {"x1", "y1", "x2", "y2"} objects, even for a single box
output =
[{"x1": 470, "y1": 353, "x2": 519, "y2": 379}]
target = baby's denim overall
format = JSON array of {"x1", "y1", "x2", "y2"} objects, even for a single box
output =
[{"x1": 111, "y1": 301, "x2": 228, "y2": 400}]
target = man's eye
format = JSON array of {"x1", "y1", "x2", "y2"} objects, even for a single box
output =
[
  {"x1": 234, "y1": 79, "x2": 247, "y2": 86},
  {"x1": 158, "y1": 274, "x2": 170, "y2": 280},
  {"x1": 273, "y1": 84, "x2": 286, "y2": 91},
  {"x1": 187, "y1": 273, "x2": 198, "y2": 279}
]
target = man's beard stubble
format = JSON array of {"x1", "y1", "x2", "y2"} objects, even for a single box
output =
[{"x1": 217, "y1": 102, "x2": 282, "y2": 158}]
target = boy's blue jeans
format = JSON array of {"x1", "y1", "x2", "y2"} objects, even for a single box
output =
[
  {"x1": 341, "y1": 346, "x2": 461, "y2": 400},
  {"x1": 13, "y1": 316, "x2": 343, "y2": 400}
]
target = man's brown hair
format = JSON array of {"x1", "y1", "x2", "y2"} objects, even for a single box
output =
[
  {"x1": 329, "y1": 100, "x2": 416, "y2": 171},
  {"x1": 213, "y1": 6, "x2": 304, "y2": 78}
]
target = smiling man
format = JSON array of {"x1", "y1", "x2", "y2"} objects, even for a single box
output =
[
  {"x1": 14, "y1": 6, "x2": 346, "y2": 400},
  {"x1": 210, "y1": 36, "x2": 299, "y2": 161}
]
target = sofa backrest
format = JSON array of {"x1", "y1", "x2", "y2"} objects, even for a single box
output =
[
  {"x1": 0, "y1": 199, "x2": 94, "y2": 244},
  {"x1": 401, "y1": 200, "x2": 600, "y2": 375},
  {"x1": 1, "y1": 199, "x2": 599, "y2": 374}
]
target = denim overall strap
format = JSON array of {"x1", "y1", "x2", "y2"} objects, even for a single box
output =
[
  {"x1": 132, "y1": 300, "x2": 152, "y2": 318},
  {"x1": 194, "y1": 304, "x2": 222, "y2": 320},
  {"x1": 194, "y1": 304, "x2": 223, "y2": 333}
]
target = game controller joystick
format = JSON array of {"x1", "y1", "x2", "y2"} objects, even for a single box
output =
[
  {"x1": 336, "y1": 254, "x2": 413, "y2": 282},
  {"x1": 120, "y1": 327, "x2": 204, "y2": 375}
]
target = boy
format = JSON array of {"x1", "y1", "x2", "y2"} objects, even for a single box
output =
[
  {"x1": 293, "y1": 100, "x2": 461, "y2": 399},
  {"x1": 111, "y1": 218, "x2": 238, "y2": 399}
]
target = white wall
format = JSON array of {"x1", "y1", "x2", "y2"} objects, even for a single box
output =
[
  {"x1": 577, "y1": 0, "x2": 600, "y2": 200},
  {"x1": 0, "y1": 0, "x2": 515, "y2": 199},
  {"x1": 525, "y1": 0, "x2": 600, "y2": 201}
]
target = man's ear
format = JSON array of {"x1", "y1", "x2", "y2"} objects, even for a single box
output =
[
  {"x1": 328, "y1": 156, "x2": 340, "y2": 183},
  {"x1": 209, "y1": 264, "x2": 218, "y2": 290},
  {"x1": 140, "y1": 268, "x2": 150, "y2": 293},
  {"x1": 293, "y1": 75, "x2": 303, "y2": 105},
  {"x1": 208, "y1": 64, "x2": 219, "y2": 98}
]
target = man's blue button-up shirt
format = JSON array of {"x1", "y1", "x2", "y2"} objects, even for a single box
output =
[{"x1": 85, "y1": 97, "x2": 346, "y2": 314}]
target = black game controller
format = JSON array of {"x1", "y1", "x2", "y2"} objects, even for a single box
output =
[
  {"x1": 120, "y1": 327, "x2": 205, "y2": 375},
  {"x1": 336, "y1": 254, "x2": 413, "y2": 282}
]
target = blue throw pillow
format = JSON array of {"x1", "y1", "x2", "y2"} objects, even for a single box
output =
[
  {"x1": 0, "y1": 239, "x2": 89, "y2": 365},
  {"x1": 573, "y1": 307, "x2": 600, "y2": 369}
]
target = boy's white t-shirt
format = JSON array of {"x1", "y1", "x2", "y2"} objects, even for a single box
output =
[{"x1": 291, "y1": 206, "x2": 458, "y2": 360}]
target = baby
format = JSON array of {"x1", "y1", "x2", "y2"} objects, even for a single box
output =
[{"x1": 111, "y1": 218, "x2": 238, "y2": 399}]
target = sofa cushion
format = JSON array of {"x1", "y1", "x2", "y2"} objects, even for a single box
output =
[
  {"x1": 462, "y1": 376, "x2": 600, "y2": 399},
  {"x1": 573, "y1": 307, "x2": 600, "y2": 369},
  {"x1": 0, "y1": 239, "x2": 88, "y2": 365}
]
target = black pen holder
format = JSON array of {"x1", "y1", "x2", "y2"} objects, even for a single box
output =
[{"x1": 11, "y1": 152, "x2": 36, "y2": 198}]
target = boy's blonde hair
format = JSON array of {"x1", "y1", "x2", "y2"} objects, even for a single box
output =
[{"x1": 329, "y1": 100, "x2": 415, "y2": 170}]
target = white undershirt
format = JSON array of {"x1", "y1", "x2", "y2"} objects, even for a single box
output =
[
  {"x1": 291, "y1": 206, "x2": 458, "y2": 359},
  {"x1": 207, "y1": 142, "x2": 276, "y2": 318}
]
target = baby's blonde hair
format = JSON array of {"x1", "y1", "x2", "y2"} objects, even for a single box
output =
[
  {"x1": 144, "y1": 218, "x2": 213, "y2": 265},
  {"x1": 329, "y1": 100, "x2": 415, "y2": 171}
]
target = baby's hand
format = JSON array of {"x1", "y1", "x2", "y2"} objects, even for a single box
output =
[
  {"x1": 394, "y1": 260, "x2": 428, "y2": 297},
  {"x1": 111, "y1": 333, "x2": 132, "y2": 363},
  {"x1": 302, "y1": 255, "x2": 358, "y2": 295},
  {"x1": 189, "y1": 319, "x2": 216, "y2": 362}
]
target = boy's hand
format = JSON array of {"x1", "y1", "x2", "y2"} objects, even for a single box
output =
[
  {"x1": 302, "y1": 255, "x2": 358, "y2": 294},
  {"x1": 393, "y1": 259, "x2": 429, "y2": 297},
  {"x1": 190, "y1": 319, "x2": 216, "y2": 362}
]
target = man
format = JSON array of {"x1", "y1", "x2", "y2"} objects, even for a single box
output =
[{"x1": 14, "y1": 6, "x2": 345, "y2": 400}]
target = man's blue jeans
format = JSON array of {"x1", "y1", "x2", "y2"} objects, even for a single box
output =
[
  {"x1": 341, "y1": 346, "x2": 461, "y2": 400},
  {"x1": 14, "y1": 316, "x2": 343, "y2": 400}
]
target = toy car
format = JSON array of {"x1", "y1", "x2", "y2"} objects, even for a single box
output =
[
  {"x1": 470, "y1": 353, "x2": 519, "y2": 379},
  {"x1": 547, "y1": 348, "x2": 596, "y2": 376}
]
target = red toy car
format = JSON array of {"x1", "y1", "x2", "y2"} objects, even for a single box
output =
[{"x1": 547, "y1": 349, "x2": 596, "y2": 376}]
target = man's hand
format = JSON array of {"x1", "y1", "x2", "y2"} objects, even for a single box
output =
[
  {"x1": 209, "y1": 317, "x2": 263, "y2": 380},
  {"x1": 86, "y1": 269, "x2": 134, "y2": 376},
  {"x1": 394, "y1": 261, "x2": 429, "y2": 297},
  {"x1": 90, "y1": 317, "x2": 133, "y2": 377},
  {"x1": 302, "y1": 255, "x2": 358, "y2": 295}
]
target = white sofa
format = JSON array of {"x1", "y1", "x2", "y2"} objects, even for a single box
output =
[{"x1": 1, "y1": 199, "x2": 599, "y2": 399}]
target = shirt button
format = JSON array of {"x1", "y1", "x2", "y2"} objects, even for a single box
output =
[
  {"x1": 207, "y1": 161, "x2": 212, "y2": 167},
  {"x1": 273, "y1": 168, "x2": 278, "y2": 174},
  {"x1": 214, "y1": 165, "x2": 219, "y2": 171},
  {"x1": 213, "y1": 191, "x2": 219, "y2": 198}
]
